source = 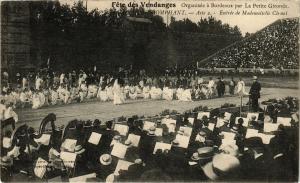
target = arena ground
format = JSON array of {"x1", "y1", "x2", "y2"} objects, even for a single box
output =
[{"x1": 15, "y1": 86, "x2": 298, "y2": 129}]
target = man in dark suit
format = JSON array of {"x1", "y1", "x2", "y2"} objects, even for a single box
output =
[
  {"x1": 249, "y1": 76, "x2": 261, "y2": 112},
  {"x1": 216, "y1": 77, "x2": 225, "y2": 97}
]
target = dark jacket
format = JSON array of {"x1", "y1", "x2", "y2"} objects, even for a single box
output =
[{"x1": 249, "y1": 81, "x2": 261, "y2": 98}]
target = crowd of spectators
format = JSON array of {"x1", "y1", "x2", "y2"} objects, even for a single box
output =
[
  {"x1": 1, "y1": 100, "x2": 298, "y2": 182},
  {"x1": 203, "y1": 18, "x2": 299, "y2": 69}
]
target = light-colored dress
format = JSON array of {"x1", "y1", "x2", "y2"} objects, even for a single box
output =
[
  {"x1": 180, "y1": 89, "x2": 192, "y2": 101},
  {"x1": 143, "y1": 86, "x2": 150, "y2": 99},
  {"x1": 163, "y1": 87, "x2": 173, "y2": 101},
  {"x1": 176, "y1": 88, "x2": 184, "y2": 100},
  {"x1": 113, "y1": 80, "x2": 125, "y2": 105},
  {"x1": 32, "y1": 93, "x2": 41, "y2": 109},
  {"x1": 150, "y1": 87, "x2": 162, "y2": 100}
]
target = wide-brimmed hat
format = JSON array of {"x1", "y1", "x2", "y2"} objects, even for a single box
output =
[
  {"x1": 253, "y1": 76, "x2": 258, "y2": 80},
  {"x1": 0, "y1": 156, "x2": 13, "y2": 166},
  {"x1": 199, "y1": 131, "x2": 207, "y2": 136},
  {"x1": 74, "y1": 145, "x2": 85, "y2": 154},
  {"x1": 113, "y1": 135, "x2": 121, "y2": 141},
  {"x1": 100, "y1": 154, "x2": 112, "y2": 165},
  {"x1": 134, "y1": 158, "x2": 144, "y2": 166},
  {"x1": 197, "y1": 147, "x2": 215, "y2": 160},
  {"x1": 219, "y1": 144, "x2": 239, "y2": 157},
  {"x1": 191, "y1": 152, "x2": 201, "y2": 161},
  {"x1": 172, "y1": 139, "x2": 179, "y2": 146},
  {"x1": 124, "y1": 139, "x2": 132, "y2": 146},
  {"x1": 203, "y1": 154, "x2": 240, "y2": 180},
  {"x1": 148, "y1": 126, "x2": 156, "y2": 136}
]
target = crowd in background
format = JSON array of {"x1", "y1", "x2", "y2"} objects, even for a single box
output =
[
  {"x1": 204, "y1": 18, "x2": 299, "y2": 69},
  {"x1": 0, "y1": 98, "x2": 298, "y2": 182}
]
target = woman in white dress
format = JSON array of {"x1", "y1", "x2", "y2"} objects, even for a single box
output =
[
  {"x1": 32, "y1": 91, "x2": 41, "y2": 109},
  {"x1": 113, "y1": 79, "x2": 125, "y2": 105},
  {"x1": 163, "y1": 86, "x2": 173, "y2": 101},
  {"x1": 176, "y1": 86, "x2": 184, "y2": 100},
  {"x1": 150, "y1": 86, "x2": 162, "y2": 100},
  {"x1": 129, "y1": 85, "x2": 137, "y2": 100},
  {"x1": 50, "y1": 88, "x2": 58, "y2": 105},
  {"x1": 142, "y1": 85, "x2": 150, "y2": 99},
  {"x1": 107, "y1": 86, "x2": 114, "y2": 101},
  {"x1": 38, "y1": 91, "x2": 46, "y2": 107},
  {"x1": 181, "y1": 87, "x2": 192, "y2": 102},
  {"x1": 97, "y1": 86, "x2": 109, "y2": 102}
]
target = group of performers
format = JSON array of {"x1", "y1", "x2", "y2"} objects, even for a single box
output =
[{"x1": 0, "y1": 72, "x2": 251, "y2": 110}]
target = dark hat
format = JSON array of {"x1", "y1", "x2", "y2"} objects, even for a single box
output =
[{"x1": 244, "y1": 137, "x2": 264, "y2": 148}]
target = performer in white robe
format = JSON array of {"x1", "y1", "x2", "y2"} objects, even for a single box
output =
[
  {"x1": 20, "y1": 90, "x2": 28, "y2": 105},
  {"x1": 106, "y1": 86, "x2": 114, "y2": 101},
  {"x1": 79, "y1": 82, "x2": 88, "y2": 102},
  {"x1": 87, "y1": 85, "x2": 98, "y2": 99},
  {"x1": 142, "y1": 85, "x2": 150, "y2": 99},
  {"x1": 38, "y1": 92, "x2": 46, "y2": 107},
  {"x1": 150, "y1": 86, "x2": 162, "y2": 100},
  {"x1": 4, "y1": 104, "x2": 18, "y2": 122},
  {"x1": 32, "y1": 92, "x2": 41, "y2": 109},
  {"x1": 181, "y1": 88, "x2": 192, "y2": 102},
  {"x1": 70, "y1": 87, "x2": 79, "y2": 102},
  {"x1": 97, "y1": 87, "x2": 109, "y2": 102},
  {"x1": 50, "y1": 89, "x2": 58, "y2": 105},
  {"x1": 136, "y1": 86, "x2": 143, "y2": 98},
  {"x1": 162, "y1": 86, "x2": 173, "y2": 101},
  {"x1": 113, "y1": 79, "x2": 125, "y2": 105},
  {"x1": 201, "y1": 86, "x2": 209, "y2": 99},
  {"x1": 35, "y1": 77, "x2": 43, "y2": 91},
  {"x1": 176, "y1": 87, "x2": 184, "y2": 100},
  {"x1": 123, "y1": 84, "x2": 130, "y2": 99},
  {"x1": 129, "y1": 86, "x2": 137, "y2": 100},
  {"x1": 207, "y1": 77, "x2": 215, "y2": 98}
]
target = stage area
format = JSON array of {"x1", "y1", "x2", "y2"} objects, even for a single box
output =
[{"x1": 16, "y1": 87, "x2": 298, "y2": 129}]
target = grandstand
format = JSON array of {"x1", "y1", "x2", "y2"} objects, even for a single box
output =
[{"x1": 199, "y1": 18, "x2": 299, "y2": 69}]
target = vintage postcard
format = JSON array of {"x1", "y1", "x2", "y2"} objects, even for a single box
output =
[{"x1": 0, "y1": 0, "x2": 299, "y2": 182}]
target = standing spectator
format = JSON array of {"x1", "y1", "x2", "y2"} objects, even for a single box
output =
[
  {"x1": 229, "y1": 77, "x2": 236, "y2": 95},
  {"x1": 249, "y1": 76, "x2": 261, "y2": 112},
  {"x1": 216, "y1": 77, "x2": 225, "y2": 98}
]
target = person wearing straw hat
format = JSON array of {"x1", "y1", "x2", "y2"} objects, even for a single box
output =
[
  {"x1": 73, "y1": 145, "x2": 90, "y2": 177},
  {"x1": 203, "y1": 154, "x2": 241, "y2": 181},
  {"x1": 140, "y1": 126, "x2": 156, "y2": 162},
  {"x1": 249, "y1": 75, "x2": 261, "y2": 112},
  {"x1": 97, "y1": 154, "x2": 116, "y2": 180},
  {"x1": 187, "y1": 147, "x2": 215, "y2": 181},
  {"x1": 124, "y1": 140, "x2": 139, "y2": 162}
]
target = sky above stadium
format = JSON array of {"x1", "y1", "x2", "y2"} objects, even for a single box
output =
[{"x1": 60, "y1": 0, "x2": 300, "y2": 35}]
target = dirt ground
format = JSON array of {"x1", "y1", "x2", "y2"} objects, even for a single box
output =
[{"x1": 15, "y1": 86, "x2": 298, "y2": 129}]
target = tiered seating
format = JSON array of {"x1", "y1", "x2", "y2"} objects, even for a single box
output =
[{"x1": 202, "y1": 18, "x2": 299, "y2": 69}]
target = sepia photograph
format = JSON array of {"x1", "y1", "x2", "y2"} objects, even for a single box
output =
[{"x1": 0, "y1": 0, "x2": 299, "y2": 182}]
